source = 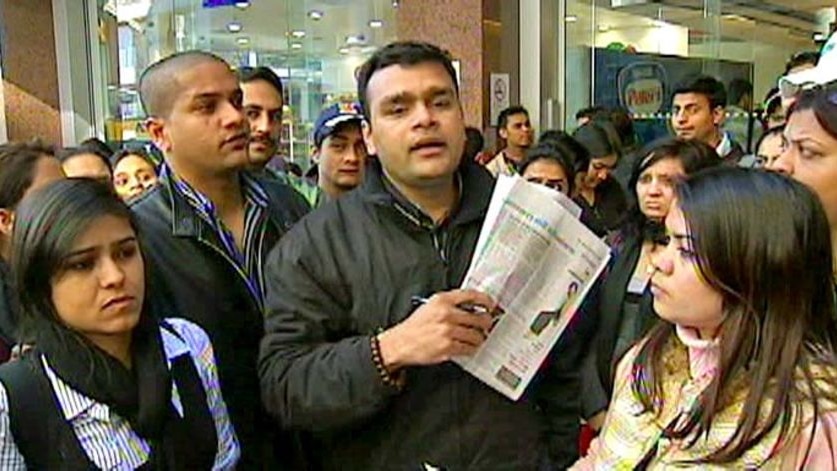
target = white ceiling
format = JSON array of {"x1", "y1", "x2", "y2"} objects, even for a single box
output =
[
  {"x1": 118, "y1": 0, "x2": 832, "y2": 67},
  {"x1": 600, "y1": 0, "x2": 833, "y2": 44},
  {"x1": 129, "y1": 0, "x2": 398, "y2": 61},
  {"x1": 202, "y1": 0, "x2": 397, "y2": 56}
]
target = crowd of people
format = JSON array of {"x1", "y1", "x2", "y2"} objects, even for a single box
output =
[{"x1": 0, "y1": 29, "x2": 834, "y2": 470}]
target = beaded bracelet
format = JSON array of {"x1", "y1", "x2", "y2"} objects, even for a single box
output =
[{"x1": 370, "y1": 334, "x2": 405, "y2": 390}]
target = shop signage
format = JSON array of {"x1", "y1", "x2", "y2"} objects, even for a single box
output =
[
  {"x1": 490, "y1": 73, "x2": 510, "y2": 126},
  {"x1": 617, "y1": 62, "x2": 667, "y2": 115}
]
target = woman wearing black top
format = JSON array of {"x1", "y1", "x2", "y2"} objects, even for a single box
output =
[
  {"x1": 0, "y1": 179, "x2": 238, "y2": 469},
  {"x1": 580, "y1": 137, "x2": 720, "y2": 430},
  {"x1": 572, "y1": 119, "x2": 628, "y2": 237}
]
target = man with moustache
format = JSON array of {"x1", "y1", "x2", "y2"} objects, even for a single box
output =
[
  {"x1": 132, "y1": 51, "x2": 309, "y2": 468},
  {"x1": 259, "y1": 41, "x2": 557, "y2": 470},
  {"x1": 238, "y1": 66, "x2": 324, "y2": 208}
]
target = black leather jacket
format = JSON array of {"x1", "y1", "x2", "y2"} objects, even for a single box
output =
[
  {"x1": 259, "y1": 161, "x2": 557, "y2": 470},
  {"x1": 130, "y1": 171, "x2": 309, "y2": 468}
]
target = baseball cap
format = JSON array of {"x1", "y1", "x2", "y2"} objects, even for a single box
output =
[
  {"x1": 779, "y1": 31, "x2": 837, "y2": 99},
  {"x1": 313, "y1": 102, "x2": 365, "y2": 147}
]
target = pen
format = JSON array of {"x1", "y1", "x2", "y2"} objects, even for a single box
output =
[{"x1": 410, "y1": 295, "x2": 491, "y2": 315}]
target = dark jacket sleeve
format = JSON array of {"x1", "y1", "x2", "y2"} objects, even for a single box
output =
[
  {"x1": 580, "y1": 330, "x2": 610, "y2": 419},
  {"x1": 258, "y1": 224, "x2": 398, "y2": 432},
  {"x1": 576, "y1": 275, "x2": 610, "y2": 419}
]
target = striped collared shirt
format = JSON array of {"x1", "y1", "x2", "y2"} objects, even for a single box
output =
[
  {"x1": 0, "y1": 318, "x2": 239, "y2": 470},
  {"x1": 162, "y1": 164, "x2": 271, "y2": 310}
]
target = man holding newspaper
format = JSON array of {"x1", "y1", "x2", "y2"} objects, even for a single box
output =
[{"x1": 259, "y1": 41, "x2": 608, "y2": 470}]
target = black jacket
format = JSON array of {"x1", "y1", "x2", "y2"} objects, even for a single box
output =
[
  {"x1": 130, "y1": 171, "x2": 309, "y2": 468},
  {"x1": 580, "y1": 233, "x2": 656, "y2": 418},
  {"x1": 574, "y1": 178, "x2": 628, "y2": 238},
  {"x1": 259, "y1": 161, "x2": 554, "y2": 470}
]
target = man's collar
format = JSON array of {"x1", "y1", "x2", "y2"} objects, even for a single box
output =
[
  {"x1": 379, "y1": 171, "x2": 463, "y2": 228},
  {"x1": 715, "y1": 131, "x2": 733, "y2": 158},
  {"x1": 158, "y1": 164, "x2": 203, "y2": 237},
  {"x1": 362, "y1": 159, "x2": 494, "y2": 227},
  {"x1": 499, "y1": 149, "x2": 523, "y2": 174},
  {"x1": 158, "y1": 163, "x2": 273, "y2": 238},
  {"x1": 240, "y1": 171, "x2": 270, "y2": 209}
]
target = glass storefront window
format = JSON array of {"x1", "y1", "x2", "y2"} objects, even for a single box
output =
[
  {"x1": 560, "y1": 0, "x2": 825, "y2": 152},
  {"x1": 96, "y1": 0, "x2": 396, "y2": 170}
]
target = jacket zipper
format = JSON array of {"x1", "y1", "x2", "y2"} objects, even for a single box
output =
[
  {"x1": 393, "y1": 202, "x2": 449, "y2": 265},
  {"x1": 195, "y1": 234, "x2": 262, "y2": 312},
  {"x1": 431, "y1": 228, "x2": 448, "y2": 265}
]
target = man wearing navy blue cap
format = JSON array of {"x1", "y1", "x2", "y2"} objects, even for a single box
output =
[{"x1": 311, "y1": 102, "x2": 368, "y2": 200}]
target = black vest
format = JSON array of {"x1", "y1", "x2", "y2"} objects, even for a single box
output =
[{"x1": 0, "y1": 350, "x2": 217, "y2": 470}]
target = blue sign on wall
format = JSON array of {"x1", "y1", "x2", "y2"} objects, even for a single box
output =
[{"x1": 203, "y1": 0, "x2": 238, "y2": 8}]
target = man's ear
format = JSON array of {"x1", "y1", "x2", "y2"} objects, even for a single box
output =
[
  {"x1": 362, "y1": 121, "x2": 377, "y2": 156},
  {"x1": 498, "y1": 127, "x2": 509, "y2": 140},
  {"x1": 145, "y1": 117, "x2": 171, "y2": 153},
  {"x1": 0, "y1": 209, "x2": 14, "y2": 238},
  {"x1": 311, "y1": 148, "x2": 320, "y2": 165},
  {"x1": 712, "y1": 106, "x2": 726, "y2": 126}
]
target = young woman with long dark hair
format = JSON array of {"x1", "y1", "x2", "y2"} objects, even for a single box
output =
[
  {"x1": 571, "y1": 119, "x2": 628, "y2": 237},
  {"x1": 0, "y1": 179, "x2": 238, "y2": 469},
  {"x1": 574, "y1": 168, "x2": 837, "y2": 468},
  {"x1": 581, "y1": 138, "x2": 720, "y2": 430}
]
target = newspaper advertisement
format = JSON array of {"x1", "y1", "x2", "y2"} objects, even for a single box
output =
[{"x1": 454, "y1": 175, "x2": 611, "y2": 401}]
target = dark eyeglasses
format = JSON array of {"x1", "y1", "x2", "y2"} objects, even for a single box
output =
[{"x1": 781, "y1": 78, "x2": 837, "y2": 102}]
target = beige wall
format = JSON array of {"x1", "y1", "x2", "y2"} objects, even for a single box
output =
[
  {"x1": 396, "y1": 0, "x2": 485, "y2": 128},
  {"x1": 1, "y1": 0, "x2": 61, "y2": 144}
]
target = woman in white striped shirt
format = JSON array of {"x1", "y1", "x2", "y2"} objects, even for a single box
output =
[{"x1": 0, "y1": 178, "x2": 239, "y2": 469}]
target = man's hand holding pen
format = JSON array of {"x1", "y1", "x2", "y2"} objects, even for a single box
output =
[{"x1": 376, "y1": 289, "x2": 496, "y2": 372}]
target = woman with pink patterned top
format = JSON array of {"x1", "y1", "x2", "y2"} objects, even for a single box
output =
[{"x1": 573, "y1": 168, "x2": 837, "y2": 469}]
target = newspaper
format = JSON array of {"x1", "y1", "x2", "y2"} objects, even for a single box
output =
[{"x1": 454, "y1": 175, "x2": 611, "y2": 401}]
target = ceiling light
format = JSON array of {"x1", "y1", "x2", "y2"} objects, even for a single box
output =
[
  {"x1": 345, "y1": 34, "x2": 366, "y2": 45},
  {"x1": 236, "y1": 37, "x2": 250, "y2": 46},
  {"x1": 339, "y1": 47, "x2": 350, "y2": 54},
  {"x1": 597, "y1": 24, "x2": 611, "y2": 32},
  {"x1": 814, "y1": 32, "x2": 826, "y2": 41},
  {"x1": 308, "y1": 10, "x2": 324, "y2": 20},
  {"x1": 392, "y1": 1, "x2": 399, "y2": 8},
  {"x1": 234, "y1": 1, "x2": 250, "y2": 9},
  {"x1": 227, "y1": 22, "x2": 242, "y2": 33},
  {"x1": 104, "y1": 0, "x2": 152, "y2": 22},
  {"x1": 565, "y1": 15, "x2": 578, "y2": 23},
  {"x1": 369, "y1": 20, "x2": 383, "y2": 28},
  {"x1": 291, "y1": 42, "x2": 303, "y2": 49},
  {"x1": 291, "y1": 30, "x2": 306, "y2": 38},
  {"x1": 721, "y1": 13, "x2": 753, "y2": 23}
]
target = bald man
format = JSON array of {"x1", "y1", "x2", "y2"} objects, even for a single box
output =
[{"x1": 131, "y1": 51, "x2": 309, "y2": 468}]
